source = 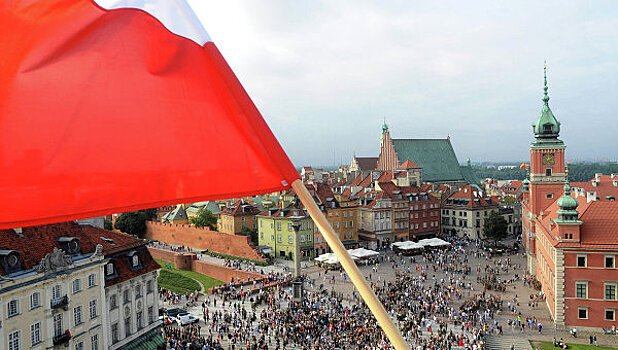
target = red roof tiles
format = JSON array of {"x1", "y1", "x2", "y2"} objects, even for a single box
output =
[{"x1": 0, "y1": 222, "x2": 159, "y2": 279}]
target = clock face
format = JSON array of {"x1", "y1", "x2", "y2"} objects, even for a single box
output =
[{"x1": 543, "y1": 153, "x2": 555, "y2": 165}]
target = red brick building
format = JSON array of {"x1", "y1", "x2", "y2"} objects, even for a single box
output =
[{"x1": 522, "y1": 68, "x2": 618, "y2": 330}]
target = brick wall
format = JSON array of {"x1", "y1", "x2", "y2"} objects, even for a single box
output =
[
  {"x1": 144, "y1": 221, "x2": 264, "y2": 261},
  {"x1": 148, "y1": 247, "x2": 265, "y2": 288}
]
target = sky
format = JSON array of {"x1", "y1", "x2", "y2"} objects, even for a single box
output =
[{"x1": 187, "y1": 0, "x2": 618, "y2": 167}]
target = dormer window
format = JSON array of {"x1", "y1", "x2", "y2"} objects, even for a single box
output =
[
  {"x1": 0, "y1": 249, "x2": 22, "y2": 274},
  {"x1": 543, "y1": 124, "x2": 552, "y2": 132},
  {"x1": 57, "y1": 237, "x2": 81, "y2": 255},
  {"x1": 127, "y1": 251, "x2": 143, "y2": 271},
  {"x1": 105, "y1": 262, "x2": 118, "y2": 280}
]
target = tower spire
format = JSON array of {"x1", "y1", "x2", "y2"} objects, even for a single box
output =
[{"x1": 543, "y1": 61, "x2": 550, "y2": 104}]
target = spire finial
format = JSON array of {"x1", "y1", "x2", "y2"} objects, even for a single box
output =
[
  {"x1": 382, "y1": 117, "x2": 388, "y2": 134},
  {"x1": 543, "y1": 61, "x2": 550, "y2": 104}
]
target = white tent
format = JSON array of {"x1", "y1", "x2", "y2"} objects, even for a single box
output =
[
  {"x1": 396, "y1": 241, "x2": 424, "y2": 251},
  {"x1": 347, "y1": 248, "x2": 379, "y2": 259},
  {"x1": 418, "y1": 238, "x2": 450, "y2": 248}
]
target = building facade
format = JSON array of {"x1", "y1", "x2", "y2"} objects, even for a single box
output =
[
  {"x1": 257, "y1": 207, "x2": 314, "y2": 260},
  {"x1": 522, "y1": 68, "x2": 618, "y2": 330},
  {"x1": 217, "y1": 200, "x2": 259, "y2": 235}
]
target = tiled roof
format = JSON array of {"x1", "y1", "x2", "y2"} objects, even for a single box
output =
[
  {"x1": 571, "y1": 175, "x2": 618, "y2": 201},
  {"x1": 377, "y1": 172, "x2": 392, "y2": 182},
  {"x1": 355, "y1": 157, "x2": 378, "y2": 171},
  {"x1": 392, "y1": 138, "x2": 465, "y2": 183},
  {"x1": 446, "y1": 185, "x2": 493, "y2": 207},
  {"x1": 162, "y1": 205, "x2": 187, "y2": 221},
  {"x1": 579, "y1": 201, "x2": 618, "y2": 245},
  {"x1": 0, "y1": 222, "x2": 157, "y2": 276},
  {"x1": 105, "y1": 246, "x2": 160, "y2": 287},
  {"x1": 399, "y1": 160, "x2": 421, "y2": 169},
  {"x1": 221, "y1": 200, "x2": 260, "y2": 216}
]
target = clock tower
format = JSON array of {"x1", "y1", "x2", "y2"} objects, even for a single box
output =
[{"x1": 528, "y1": 66, "x2": 566, "y2": 218}]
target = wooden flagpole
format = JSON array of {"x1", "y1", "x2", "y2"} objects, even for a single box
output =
[{"x1": 292, "y1": 179, "x2": 409, "y2": 350}]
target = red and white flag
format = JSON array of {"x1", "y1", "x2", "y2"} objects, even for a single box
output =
[{"x1": 0, "y1": 0, "x2": 300, "y2": 228}]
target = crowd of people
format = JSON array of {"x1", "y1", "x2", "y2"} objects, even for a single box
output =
[{"x1": 158, "y1": 236, "x2": 559, "y2": 349}]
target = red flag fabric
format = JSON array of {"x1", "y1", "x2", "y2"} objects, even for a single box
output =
[{"x1": 0, "y1": 0, "x2": 300, "y2": 229}]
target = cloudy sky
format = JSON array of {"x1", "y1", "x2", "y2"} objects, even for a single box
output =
[{"x1": 188, "y1": 0, "x2": 618, "y2": 167}]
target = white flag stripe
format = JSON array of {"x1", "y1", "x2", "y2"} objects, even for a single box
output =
[{"x1": 94, "y1": 0, "x2": 211, "y2": 45}]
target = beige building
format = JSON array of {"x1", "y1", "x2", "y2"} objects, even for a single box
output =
[
  {"x1": 0, "y1": 228, "x2": 107, "y2": 350},
  {"x1": 0, "y1": 222, "x2": 162, "y2": 350}
]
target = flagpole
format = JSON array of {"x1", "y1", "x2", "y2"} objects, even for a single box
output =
[{"x1": 292, "y1": 179, "x2": 409, "y2": 350}]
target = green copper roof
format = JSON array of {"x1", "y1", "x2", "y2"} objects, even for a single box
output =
[
  {"x1": 392, "y1": 138, "x2": 465, "y2": 183},
  {"x1": 557, "y1": 183, "x2": 578, "y2": 211},
  {"x1": 532, "y1": 65, "x2": 562, "y2": 145},
  {"x1": 460, "y1": 164, "x2": 481, "y2": 185}
]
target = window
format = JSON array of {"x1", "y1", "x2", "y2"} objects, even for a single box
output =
[
  {"x1": 288, "y1": 223, "x2": 292, "y2": 231},
  {"x1": 74, "y1": 305, "x2": 83, "y2": 325},
  {"x1": 546, "y1": 193, "x2": 553, "y2": 199},
  {"x1": 606, "y1": 256, "x2": 615, "y2": 268},
  {"x1": 288, "y1": 235, "x2": 293, "y2": 243},
  {"x1": 147, "y1": 280, "x2": 153, "y2": 294},
  {"x1": 135, "y1": 285, "x2": 142, "y2": 298},
  {"x1": 53, "y1": 313, "x2": 63, "y2": 337},
  {"x1": 75, "y1": 341, "x2": 84, "y2": 350},
  {"x1": 88, "y1": 274, "x2": 96, "y2": 288},
  {"x1": 605, "y1": 283, "x2": 616, "y2": 300},
  {"x1": 545, "y1": 168, "x2": 552, "y2": 176},
  {"x1": 111, "y1": 323, "x2": 119, "y2": 344},
  {"x1": 123, "y1": 289, "x2": 130, "y2": 304},
  {"x1": 89, "y1": 299, "x2": 97, "y2": 319},
  {"x1": 7, "y1": 300, "x2": 19, "y2": 317},
  {"x1": 8, "y1": 330, "x2": 20, "y2": 350},
  {"x1": 350, "y1": 221, "x2": 354, "y2": 228},
  {"x1": 148, "y1": 306, "x2": 154, "y2": 323},
  {"x1": 30, "y1": 322, "x2": 41, "y2": 346},
  {"x1": 578, "y1": 307, "x2": 588, "y2": 319},
  {"x1": 52, "y1": 284, "x2": 62, "y2": 299},
  {"x1": 575, "y1": 282, "x2": 588, "y2": 299},
  {"x1": 105, "y1": 263, "x2": 114, "y2": 276},
  {"x1": 299, "y1": 235, "x2": 305, "y2": 243},
  {"x1": 73, "y1": 279, "x2": 82, "y2": 293},
  {"x1": 606, "y1": 309, "x2": 616, "y2": 321},
  {"x1": 109, "y1": 295, "x2": 117, "y2": 310},
  {"x1": 277, "y1": 223, "x2": 281, "y2": 230},
  {"x1": 277, "y1": 234, "x2": 282, "y2": 243},
  {"x1": 90, "y1": 334, "x2": 99, "y2": 350},
  {"x1": 125, "y1": 316, "x2": 131, "y2": 337},
  {"x1": 307, "y1": 234, "x2": 312, "y2": 242},
  {"x1": 577, "y1": 255, "x2": 587, "y2": 267},
  {"x1": 131, "y1": 255, "x2": 139, "y2": 268},
  {"x1": 30, "y1": 292, "x2": 40, "y2": 309},
  {"x1": 136, "y1": 311, "x2": 143, "y2": 330}
]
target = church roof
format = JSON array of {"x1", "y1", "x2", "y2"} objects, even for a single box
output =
[
  {"x1": 354, "y1": 157, "x2": 378, "y2": 171},
  {"x1": 391, "y1": 138, "x2": 465, "y2": 183}
]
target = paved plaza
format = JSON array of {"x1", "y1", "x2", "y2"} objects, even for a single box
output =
[{"x1": 159, "y1": 241, "x2": 618, "y2": 349}]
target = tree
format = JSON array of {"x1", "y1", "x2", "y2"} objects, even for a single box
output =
[
  {"x1": 104, "y1": 219, "x2": 113, "y2": 230},
  {"x1": 483, "y1": 211, "x2": 508, "y2": 240},
  {"x1": 190, "y1": 208, "x2": 217, "y2": 230},
  {"x1": 501, "y1": 196, "x2": 518, "y2": 204},
  {"x1": 114, "y1": 209, "x2": 157, "y2": 237},
  {"x1": 240, "y1": 226, "x2": 258, "y2": 245}
]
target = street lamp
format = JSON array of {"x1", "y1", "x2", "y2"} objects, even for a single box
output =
[{"x1": 290, "y1": 217, "x2": 304, "y2": 304}]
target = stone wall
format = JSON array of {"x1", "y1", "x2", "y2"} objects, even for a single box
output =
[
  {"x1": 148, "y1": 247, "x2": 264, "y2": 287},
  {"x1": 144, "y1": 221, "x2": 264, "y2": 261}
]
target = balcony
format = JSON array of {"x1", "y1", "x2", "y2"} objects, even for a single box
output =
[
  {"x1": 51, "y1": 295, "x2": 69, "y2": 310},
  {"x1": 53, "y1": 330, "x2": 71, "y2": 346}
]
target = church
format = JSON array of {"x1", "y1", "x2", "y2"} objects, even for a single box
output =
[
  {"x1": 351, "y1": 122, "x2": 475, "y2": 185},
  {"x1": 522, "y1": 68, "x2": 618, "y2": 330}
]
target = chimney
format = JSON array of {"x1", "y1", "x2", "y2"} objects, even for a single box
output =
[{"x1": 595, "y1": 173, "x2": 602, "y2": 181}]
